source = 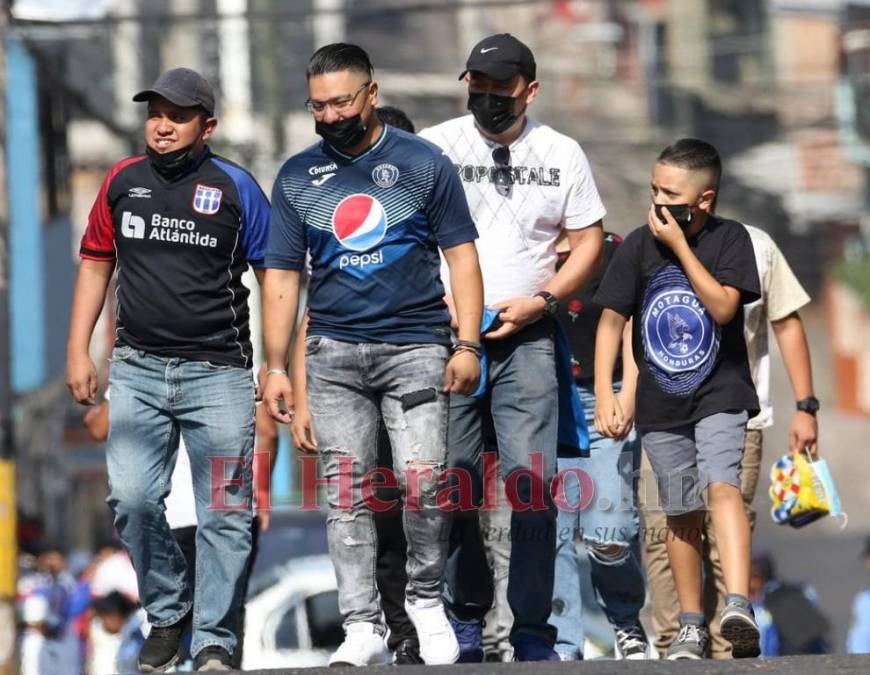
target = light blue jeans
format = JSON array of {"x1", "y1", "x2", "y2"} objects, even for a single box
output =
[
  {"x1": 107, "y1": 345, "x2": 254, "y2": 658},
  {"x1": 550, "y1": 382, "x2": 645, "y2": 660}
]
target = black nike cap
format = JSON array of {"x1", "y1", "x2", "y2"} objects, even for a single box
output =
[{"x1": 458, "y1": 33, "x2": 536, "y2": 82}]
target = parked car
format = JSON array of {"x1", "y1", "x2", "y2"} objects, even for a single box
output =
[
  {"x1": 242, "y1": 509, "x2": 390, "y2": 668},
  {"x1": 242, "y1": 555, "x2": 348, "y2": 669}
]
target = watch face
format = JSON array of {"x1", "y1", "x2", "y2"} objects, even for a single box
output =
[{"x1": 798, "y1": 398, "x2": 820, "y2": 413}]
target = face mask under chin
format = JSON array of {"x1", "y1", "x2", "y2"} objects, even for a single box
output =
[{"x1": 146, "y1": 144, "x2": 200, "y2": 178}]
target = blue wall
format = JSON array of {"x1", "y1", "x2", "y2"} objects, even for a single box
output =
[{"x1": 6, "y1": 34, "x2": 73, "y2": 393}]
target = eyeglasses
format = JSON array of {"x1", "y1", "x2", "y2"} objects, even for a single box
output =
[
  {"x1": 492, "y1": 146, "x2": 512, "y2": 197},
  {"x1": 305, "y1": 82, "x2": 371, "y2": 114}
]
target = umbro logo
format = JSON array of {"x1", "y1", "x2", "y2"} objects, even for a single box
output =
[
  {"x1": 312, "y1": 172, "x2": 336, "y2": 186},
  {"x1": 128, "y1": 187, "x2": 152, "y2": 199}
]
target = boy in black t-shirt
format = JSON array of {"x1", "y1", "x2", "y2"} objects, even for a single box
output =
[{"x1": 593, "y1": 139, "x2": 761, "y2": 660}]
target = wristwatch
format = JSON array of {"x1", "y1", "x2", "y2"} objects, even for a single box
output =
[
  {"x1": 796, "y1": 396, "x2": 820, "y2": 416},
  {"x1": 534, "y1": 291, "x2": 559, "y2": 316}
]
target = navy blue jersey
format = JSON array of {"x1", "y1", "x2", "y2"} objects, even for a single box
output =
[
  {"x1": 80, "y1": 148, "x2": 270, "y2": 368},
  {"x1": 266, "y1": 126, "x2": 477, "y2": 345}
]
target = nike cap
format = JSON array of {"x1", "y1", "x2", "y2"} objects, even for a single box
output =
[
  {"x1": 133, "y1": 67, "x2": 216, "y2": 116},
  {"x1": 459, "y1": 33, "x2": 536, "y2": 82}
]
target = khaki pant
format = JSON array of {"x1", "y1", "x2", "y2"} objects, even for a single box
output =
[{"x1": 640, "y1": 429, "x2": 762, "y2": 659}]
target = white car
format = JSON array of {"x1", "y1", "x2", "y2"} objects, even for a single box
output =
[{"x1": 242, "y1": 555, "x2": 346, "y2": 669}]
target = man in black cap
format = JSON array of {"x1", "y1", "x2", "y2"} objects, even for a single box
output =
[
  {"x1": 66, "y1": 67, "x2": 270, "y2": 671},
  {"x1": 419, "y1": 34, "x2": 606, "y2": 661}
]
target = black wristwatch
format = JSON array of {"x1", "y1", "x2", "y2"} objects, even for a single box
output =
[
  {"x1": 534, "y1": 291, "x2": 559, "y2": 317},
  {"x1": 796, "y1": 396, "x2": 820, "y2": 416}
]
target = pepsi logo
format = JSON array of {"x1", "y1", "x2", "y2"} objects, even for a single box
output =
[{"x1": 332, "y1": 194, "x2": 388, "y2": 252}]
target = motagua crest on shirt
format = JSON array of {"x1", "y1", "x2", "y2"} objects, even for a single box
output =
[
  {"x1": 332, "y1": 193, "x2": 388, "y2": 252},
  {"x1": 371, "y1": 163, "x2": 400, "y2": 189},
  {"x1": 641, "y1": 264, "x2": 720, "y2": 396}
]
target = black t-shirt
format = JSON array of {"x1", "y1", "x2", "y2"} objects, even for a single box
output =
[
  {"x1": 79, "y1": 148, "x2": 270, "y2": 368},
  {"x1": 556, "y1": 232, "x2": 623, "y2": 383},
  {"x1": 593, "y1": 216, "x2": 760, "y2": 432}
]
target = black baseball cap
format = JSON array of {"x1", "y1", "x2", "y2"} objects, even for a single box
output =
[
  {"x1": 459, "y1": 33, "x2": 536, "y2": 82},
  {"x1": 133, "y1": 67, "x2": 216, "y2": 116}
]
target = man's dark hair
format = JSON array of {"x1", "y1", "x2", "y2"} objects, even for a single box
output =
[
  {"x1": 751, "y1": 552, "x2": 776, "y2": 582},
  {"x1": 377, "y1": 106, "x2": 415, "y2": 133},
  {"x1": 657, "y1": 138, "x2": 722, "y2": 190},
  {"x1": 307, "y1": 43, "x2": 374, "y2": 81},
  {"x1": 92, "y1": 591, "x2": 138, "y2": 617}
]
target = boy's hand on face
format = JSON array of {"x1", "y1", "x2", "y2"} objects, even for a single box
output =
[
  {"x1": 594, "y1": 390, "x2": 624, "y2": 439},
  {"x1": 647, "y1": 204, "x2": 687, "y2": 252}
]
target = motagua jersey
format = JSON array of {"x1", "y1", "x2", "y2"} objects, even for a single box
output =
[
  {"x1": 266, "y1": 126, "x2": 478, "y2": 345},
  {"x1": 79, "y1": 148, "x2": 270, "y2": 368}
]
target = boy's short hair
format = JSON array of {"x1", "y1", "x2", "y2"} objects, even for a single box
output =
[
  {"x1": 376, "y1": 106, "x2": 415, "y2": 133},
  {"x1": 306, "y1": 43, "x2": 374, "y2": 81},
  {"x1": 657, "y1": 138, "x2": 722, "y2": 190}
]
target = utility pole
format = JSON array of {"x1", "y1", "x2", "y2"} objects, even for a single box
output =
[{"x1": 0, "y1": 0, "x2": 18, "y2": 673}]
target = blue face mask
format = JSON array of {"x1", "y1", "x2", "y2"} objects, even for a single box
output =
[{"x1": 810, "y1": 456, "x2": 846, "y2": 524}]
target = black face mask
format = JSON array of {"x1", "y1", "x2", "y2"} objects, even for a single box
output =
[
  {"x1": 467, "y1": 92, "x2": 522, "y2": 135},
  {"x1": 146, "y1": 144, "x2": 200, "y2": 180},
  {"x1": 316, "y1": 114, "x2": 368, "y2": 150},
  {"x1": 654, "y1": 203, "x2": 694, "y2": 230}
]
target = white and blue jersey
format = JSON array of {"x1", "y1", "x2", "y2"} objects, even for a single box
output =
[{"x1": 266, "y1": 126, "x2": 478, "y2": 345}]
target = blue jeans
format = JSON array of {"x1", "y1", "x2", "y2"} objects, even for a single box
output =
[
  {"x1": 444, "y1": 320, "x2": 558, "y2": 646},
  {"x1": 107, "y1": 346, "x2": 254, "y2": 657},
  {"x1": 304, "y1": 336, "x2": 451, "y2": 631},
  {"x1": 550, "y1": 382, "x2": 645, "y2": 660}
]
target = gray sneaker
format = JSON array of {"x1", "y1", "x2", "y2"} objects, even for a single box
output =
[
  {"x1": 666, "y1": 623, "x2": 710, "y2": 660},
  {"x1": 720, "y1": 602, "x2": 761, "y2": 658}
]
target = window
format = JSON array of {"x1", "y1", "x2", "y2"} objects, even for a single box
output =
[
  {"x1": 273, "y1": 606, "x2": 299, "y2": 650},
  {"x1": 306, "y1": 591, "x2": 343, "y2": 648}
]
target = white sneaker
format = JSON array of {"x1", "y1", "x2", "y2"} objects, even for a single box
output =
[
  {"x1": 328, "y1": 622, "x2": 388, "y2": 667},
  {"x1": 404, "y1": 597, "x2": 460, "y2": 665}
]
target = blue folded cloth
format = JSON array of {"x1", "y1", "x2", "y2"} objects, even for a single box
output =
[{"x1": 471, "y1": 307, "x2": 589, "y2": 457}]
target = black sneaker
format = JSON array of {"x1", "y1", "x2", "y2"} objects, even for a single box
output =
[
  {"x1": 393, "y1": 638, "x2": 423, "y2": 665},
  {"x1": 720, "y1": 601, "x2": 761, "y2": 658},
  {"x1": 666, "y1": 622, "x2": 710, "y2": 660},
  {"x1": 614, "y1": 622, "x2": 650, "y2": 659},
  {"x1": 138, "y1": 613, "x2": 191, "y2": 672},
  {"x1": 194, "y1": 645, "x2": 233, "y2": 671}
]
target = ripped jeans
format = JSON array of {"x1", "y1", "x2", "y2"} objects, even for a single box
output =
[
  {"x1": 549, "y1": 381, "x2": 645, "y2": 660},
  {"x1": 305, "y1": 336, "x2": 451, "y2": 631}
]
